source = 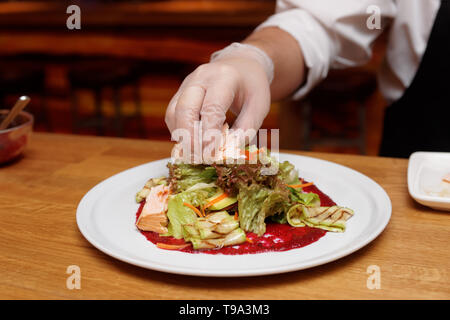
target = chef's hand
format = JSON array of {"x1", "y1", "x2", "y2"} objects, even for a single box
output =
[{"x1": 164, "y1": 43, "x2": 274, "y2": 149}]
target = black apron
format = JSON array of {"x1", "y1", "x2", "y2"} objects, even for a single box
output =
[{"x1": 379, "y1": 0, "x2": 450, "y2": 158}]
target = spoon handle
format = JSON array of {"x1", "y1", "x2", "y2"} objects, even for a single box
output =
[{"x1": 0, "y1": 96, "x2": 31, "y2": 130}]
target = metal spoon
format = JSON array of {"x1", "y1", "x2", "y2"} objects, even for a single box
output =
[{"x1": 0, "y1": 96, "x2": 31, "y2": 130}]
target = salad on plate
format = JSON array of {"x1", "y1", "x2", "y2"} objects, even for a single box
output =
[{"x1": 135, "y1": 126, "x2": 354, "y2": 254}]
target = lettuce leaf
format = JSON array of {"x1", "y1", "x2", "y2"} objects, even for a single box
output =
[
  {"x1": 237, "y1": 185, "x2": 269, "y2": 236},
  {"x1": 270, "y1": 212, "x2": 288, "y2": 224},
  {"x1": 237, "y1": 184, "x2": 289, "y2": 236},
  {"x1": 164, "y1": 188, "x2": 213, "y2": 239},
  {"x1": 270, "y1": 187, "x2": 320, "y2": 224},
  {"x1": 288, "y1": 187, "x2": 320, "y2": 207},
  {"x1": 277, "y1": 161, "x2": 299, "y2": 185},
  {"x1": 168, "y1": 163, "x2": 217, "y2": 193}
]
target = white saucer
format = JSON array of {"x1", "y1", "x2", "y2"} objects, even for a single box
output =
[{"x1": 407, "y1": 152, "x2": 450, "y2": 211}]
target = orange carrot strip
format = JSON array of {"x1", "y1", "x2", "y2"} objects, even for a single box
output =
[
  {"x1": 183, "y1": 202, "x2": 203, "y2": 217},
  {"x1": 234, "y1": 211, "x2": 239, "y2": 220},
  {"x1": 246, "y1": 237, "x2": 254, "y2": 244},
  {"x1": 240, "y1": 148, "x2": 262, "y2": 160},
  {"x1": 156, "y1": 243, "x2": 190, "y2": 250},
  {"x1": 240, "y1": 149, "x2": 249, "y2": 156},
  {"x1": 200, "y1": 205, "x2": 206, "y2": 217},
  {"x1": 248, "y1": 149, "x2": 263, "y2": 161},
  {"x1": 203, "y1": 193, "x2": 228, "y2": 209},
  {"x1": 287, "y1": 182, "x2": 314, "y2": 189}
]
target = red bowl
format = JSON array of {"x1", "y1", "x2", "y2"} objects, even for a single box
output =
[{"x1": 0, "y1": 110, "x2": 34, "y2": 164}]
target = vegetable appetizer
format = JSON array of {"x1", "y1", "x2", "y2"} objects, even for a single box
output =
[{"x1": 135, "y1": 129, "x2": 354, "y2": 252}]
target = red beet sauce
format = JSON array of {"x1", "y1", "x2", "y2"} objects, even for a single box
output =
[{"x1": 136, "y1": 184, "x2": 335, "y2": 255}]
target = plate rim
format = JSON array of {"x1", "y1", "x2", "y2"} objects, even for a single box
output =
[{"x1": 76, "y1": 153, "x2": 392, "y2": 277}]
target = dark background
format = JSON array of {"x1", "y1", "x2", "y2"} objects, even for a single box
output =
[{"x1": 0, "y1": 0, "x2": 388, "y2": 155}]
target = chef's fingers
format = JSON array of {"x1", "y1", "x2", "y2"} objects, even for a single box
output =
[
  {"x1": 168, "y1": 85, "x2": 206, "y2": 162},
  {"x1": 200, "y1": 78, "x2": 237, "y2": 140},
  {"x1": 199, "y1": 79, "x2": 239, "y2": 162},
  {"x1": 231, "y1": 90, "x2": 270, "y2": 146},
  {"x1": 165, "y1": 69, "x2": 204, "y2": 134},
  {"x1": 173, "y1": 85, "x2": 206, "y2": 136},
  {"x1": 165, "y1": 89, "x2": 181, "y2": 133}
]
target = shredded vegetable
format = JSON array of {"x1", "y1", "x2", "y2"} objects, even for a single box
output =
[
  {"x1": 287, "y1": 182, "x2": 314, "y2": 189},
  {"x1": 203, "y1": 193, "x2": 228, "y2": 209},
  {"x1": 136, "y1": 137, "x2": 355, "y2": 252},
  {"x1": 183, "y1": 202, "x2": 204, "y2": 217},
  {"x1": 156, "y1": 243, "x2": 191, "y2": 250}
]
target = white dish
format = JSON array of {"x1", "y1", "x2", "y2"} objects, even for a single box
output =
[
  {"x1": 407, "y1": 152, "x2": 450, "y2": 211},
  {"x1": 76, "y1": 153, "x2": 392, "y2": 277}
]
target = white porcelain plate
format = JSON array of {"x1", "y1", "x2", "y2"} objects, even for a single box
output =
[
  {"x1": 408, "y1": 152, "x2": 450, "y2": 211},
  {"x1": 76, "y1": 153, "x2": 392, "y2": 277}
]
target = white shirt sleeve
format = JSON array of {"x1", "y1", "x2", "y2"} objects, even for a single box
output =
[{"x1": 256, "y1": 0, "x2": 397, "y2": 99}]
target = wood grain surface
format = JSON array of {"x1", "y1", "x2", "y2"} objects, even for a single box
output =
[{"x1": 0, "y1": 133, "x2": 449, "y2": 299}]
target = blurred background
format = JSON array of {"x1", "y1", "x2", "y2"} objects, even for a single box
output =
[{"x1": 0, "y1": 0, "x2": 388, "y2": 155}]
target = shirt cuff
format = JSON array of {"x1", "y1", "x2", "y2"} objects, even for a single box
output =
[{"x1": 256, "y1": 9, "x2": 335, "y2": 100}]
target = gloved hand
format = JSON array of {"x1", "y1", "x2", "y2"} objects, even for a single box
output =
[{"x1": 165, "y1": 42, "x2": 274, "y2": 155}]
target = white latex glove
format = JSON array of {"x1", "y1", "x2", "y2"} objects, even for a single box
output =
[{"x1": 165, "y1": 42, "x2": 274, "y2": 153}]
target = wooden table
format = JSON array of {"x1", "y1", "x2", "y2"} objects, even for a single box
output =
[{"x1": 0, "y1": 133, "x2": 449, "y2": 299}]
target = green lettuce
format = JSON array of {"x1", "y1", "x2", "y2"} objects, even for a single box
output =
[
  {"x1": 270, "y1": 212, "x2": 288, "y2": 224},
  {"x1": 164, "y1": 188, "x2": 214, "y2": 239},
  {"x1": 270, "y1": 187, "x2": 320, "y2": 224},
  {"x1": 288, "y1": 187, "x2": 320, "y2": 207},
  {"x1": 277, "y1": 161, "x2": 299, "y2": 185},
  {"x1": 169, "y1": 164, "x2": 217, "y2": 193},
  {"x1": 237, "y1": 184, "x2": 289, "y2": 236},
  {"x1": 237, "y1": 185, "x2": 268, "y2": 235}
]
